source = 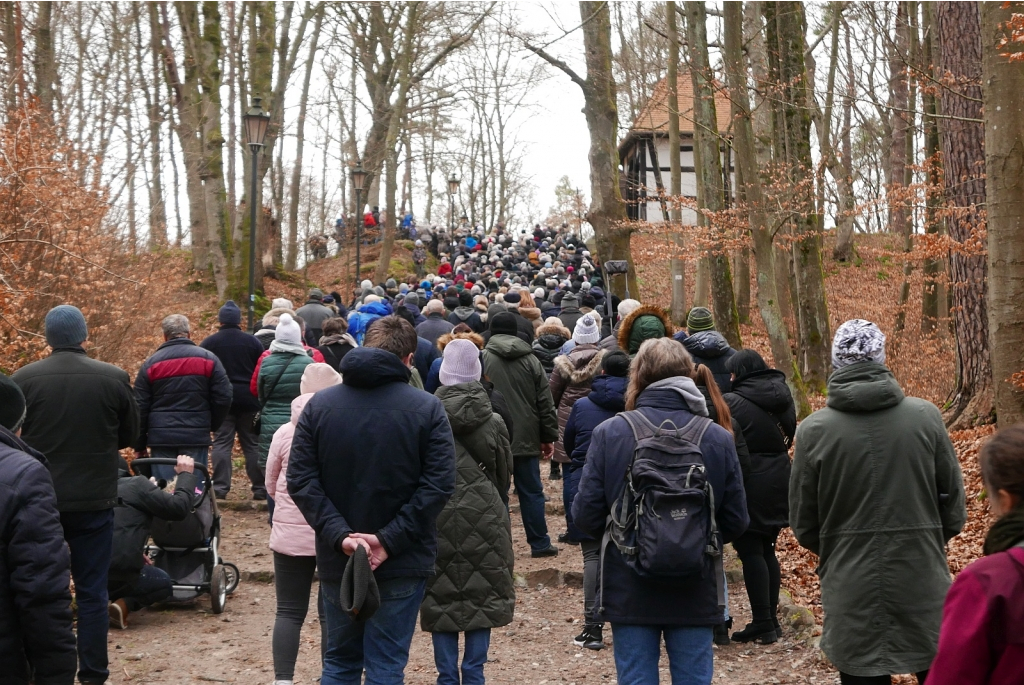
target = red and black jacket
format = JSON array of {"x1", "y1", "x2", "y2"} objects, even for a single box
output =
[{"x1": 133, "y1": 337, "x2": 233, "y2": 450}]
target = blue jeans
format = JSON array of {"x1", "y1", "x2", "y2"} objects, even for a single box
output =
[
  {"x1": 109, "y1": 565, "x2": 173, "y2": 612},
  {"x1": 150, "y1": 445, "x2": 209, "y2": 483},
  {"x1": 513, "y1": 456, "x2": 550, "y2": 551},
  {"x1": 610, "y1": 624, "x2": 714, "y2": 685},
  {"x1": 432, "y1": 629, "x2": 491, "y2": 685},
  {"x1": 321, "y1": 576, "x2": 426, "y2": 685},
  {"x1": 61, "y1": 509, "x2": 114, "y2": 684}
]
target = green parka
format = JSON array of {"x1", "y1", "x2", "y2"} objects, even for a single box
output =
[
  {"x1": 257, "y1": 349, "x2": 313, "y2": 466},
  {"x1": 790, "y1": 362, "x2": 966, "y2": 677},
  {"x1": 421, "y1": 381, "x2": 515, "y2": 632},
  {"x1": 481, "y1": 335, "x2": 559, "y2": 458}
]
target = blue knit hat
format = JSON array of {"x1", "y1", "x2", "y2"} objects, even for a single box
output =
[
  {"x1": 44, "y1": 305, "x2": 88, "y2": 348},
  {"x1": 218, "y1": 300, "x2": 242, "y2": 325}
]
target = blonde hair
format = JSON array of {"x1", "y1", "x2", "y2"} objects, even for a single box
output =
[
  {"x1": 623, "y1": 338, "x2": 733, "y2": 435},
  {"x1": 519, "y1": 290, "x2": 536, "y2": 308}
]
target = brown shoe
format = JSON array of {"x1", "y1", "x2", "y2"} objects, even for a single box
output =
[{"x1": 108, "y1": 599, "x2": 128, "y2": 630}]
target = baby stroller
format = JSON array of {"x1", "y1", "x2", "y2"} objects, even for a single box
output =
[{"x1": 132, "y1": 458, "x2": 240, "y2": 614}]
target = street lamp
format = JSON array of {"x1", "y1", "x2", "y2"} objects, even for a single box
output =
[
  {"x1": 350, "y1": 162, "x2": 367, "y2": 287},
  {"x1": 243, "y1": 97, "x2": 270, "y2": 332},
  {"x1": 447, "y1": 173, "x2": 460, "y2": 233}
]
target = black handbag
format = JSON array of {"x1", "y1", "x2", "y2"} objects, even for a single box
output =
[{"x1": 252, "y1": 355, "x2": 297, "y2": 433}]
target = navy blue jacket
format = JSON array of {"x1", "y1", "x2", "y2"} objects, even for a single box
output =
[
  {"x1": 199, "y1": 325, "x2": 265, "y2": 413},
  {"x1": 681, "y1": 331, "x2": 736, "y2": 393},
  {"x1": 562, "y1": 374, "x2": 627, "y2": 542},
  {"x1": 287, "y1": 347, "x2": 456, "y2": 583},
  {"x1": 414, "y1": 336, "x2": 440, "y2": 384},
  {"x1": 0, "y1": 426, "x2": 77, "y2": 684},
  {"x1": 572, "y1": 384, "x2": 749, "y2": 626},
  {"x1": 134, "y1": 338, "x2": 233, "y2": 449}
]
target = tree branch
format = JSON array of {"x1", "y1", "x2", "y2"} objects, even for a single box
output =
[{"x1": 515, "y1": 34, "x2": 587, "y2": 91}]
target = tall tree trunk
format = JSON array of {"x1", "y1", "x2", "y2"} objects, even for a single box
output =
[
  {"x1": 831, "y1": 17, "x2": 858, "y2": 262},
  {"x1": 198, "y1": 1, "x2": 229, "y2": 296},
  {"x1": 767, "y1": 1, "x2": 831, "y2": 392},
  {"x1": 667, "y1": 1, "x2": 686, "y2": 325},
  {"x1": 894, "y1": 1, "x2": 917, "y2": 336},
  {"x1": 981, "y1": 1, "x2": 1024, "y2": 426},
  {"x1": 32, "y1": 1, "x2": 54, "y2": 117},
  {"x1": 921, "y1": 1, "x2": 942, "y2": 332},
  {"x1": 936, "y1": 1, "x2": 993, "y2": 427},
  {"x1": 685, "y1": 0, "x2": 741, "y2": 348},
  {"x1": 724, "y1": 1, "x2": 808, "y2": 414},
  {"x1": 286, "y1": 7, "x2": 322, "y2": 271},
  {"x1": 140, "y1": 3, "x2": 167, "y2": 248}
]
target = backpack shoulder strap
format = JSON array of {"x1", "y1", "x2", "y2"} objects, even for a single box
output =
[
  {"x1": 677, "y1": 414, "x2": 714, "y2": 447},
  {"x1": 619, "y1": 410, "x2": 657, "y2": 442}
]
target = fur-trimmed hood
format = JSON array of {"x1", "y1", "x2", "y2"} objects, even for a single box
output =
[
  {"x1": 617, "y1": 304, "x2": 674, "y2": 354},
  {"x1": 537, "y1": 320, "x2": 571, "y2": 339},
  {"x1": 519, "y1": 306, "x2": 542, "y2": 322},
  {"x1": 552, "y1": 346, "x2": 605, "y2": 384},
  {"x1": 436, "y1": 330, "x2": 485, "y2": 352}
]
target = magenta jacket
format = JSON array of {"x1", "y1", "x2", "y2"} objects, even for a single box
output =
[{"x1": 929, "y1": 546, "x2": 1024, "y2": 685}]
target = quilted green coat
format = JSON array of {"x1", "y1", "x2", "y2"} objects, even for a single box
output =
[
  {"x1": 257, "y1": 349, "x2": 313, "y2": 467},
  {"x1": 421, "y1": 381, "x2": 515, "y2": 632}
]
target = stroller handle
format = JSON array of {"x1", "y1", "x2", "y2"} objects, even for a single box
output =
[{"x1": 129, "y1": 457, "x2": 213, "y2": 510}]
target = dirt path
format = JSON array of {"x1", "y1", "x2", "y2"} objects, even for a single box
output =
[{"x1": 107, "y1": 477, "x2": 838, "y2": 684}]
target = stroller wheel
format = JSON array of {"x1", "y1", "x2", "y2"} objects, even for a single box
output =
[
  {"x1": 211, "y1": 565, "x2": 228, "y2": 614},
  {"x1": 223, "y1": 562, "x2": 240, "y2": 595}
]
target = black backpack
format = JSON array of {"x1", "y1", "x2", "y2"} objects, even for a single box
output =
[{"x1": 605, "y1": 411, "x2": 722, "y2": 580}]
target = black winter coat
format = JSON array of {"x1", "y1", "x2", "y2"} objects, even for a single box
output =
[
  {"x1": 449, "y1": 307, "x2": 486, "y2": 334},
  {"x1": 134, "y1": 338, "x2": 234, "y2": 450},
  {"x1": 199, "y1": 325, "x2": 265, "y2": 413},
  {"x1": 14, "y1": 347, "x2": 139, "y2": 512},
  {"x1": 0, "y1": 426, "x2": 76, "y2": 684},
  {"x1": 532, "y1": 333, "x2": 568, "y2": 376},
  {"x1": 681, "y1": 331, "x2": 737, "y2": 393},
  {"x1": 110, "y1": 469, "x2": 197, "y2": 583},
  {"x1": 288, "y1": 347, "x2": 456, "y2": 583},
  {"x1": 572, "y1": 383, "x2": 749, "y2": 626},
  {"x1": 725, "y1": 369, "x2": 796, "y2": 534},
  {"x1": 563, "y1": 374, "x2": 627, "y2": 542}
]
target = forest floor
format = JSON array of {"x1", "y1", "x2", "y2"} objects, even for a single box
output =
[{"x1": 104, "y1": 475, "x2": 840, "y2": 685}]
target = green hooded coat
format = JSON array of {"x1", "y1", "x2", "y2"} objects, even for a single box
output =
[
  {"x1": 257, "y1": 350, "x2": 314, "y2": 466},
  {"x1": 790, "y1": 362, "x2": 966, "y2": 677},
  {"x1": 421, "y1": 381, "x2": 515, "y2": 632},
  {"x1": 481, "y1": 335, "x2": 559, "y2": 458}
]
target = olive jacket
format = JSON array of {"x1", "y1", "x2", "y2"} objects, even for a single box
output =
[{"x1": 790, "y1": 362, "x2": 967, "y2": 677}]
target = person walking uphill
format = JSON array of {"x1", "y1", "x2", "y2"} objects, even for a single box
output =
[
  {"x1": 679, "y1": 307, "x2": 736, "y2": 394},
  {"x1": 134, "y1": 314, "x2": 233, "y2": 483},
  {"x1": 0, "y1": 374, "x2": 77, "y2": 685},
  {"x1": 422, "y1": 339, "x2": 516, "y2": 685},
  {"x1": 549, "y1": 314, "x2": 605, "y2": 483},
  {"x1": 929, "y1": 424, "x2": 1024, "y2": 685},
  {"x1": 790, "y1": 320, "x2": 966, "y2": 685},
  {"x1": 482, "y1": 312, "x2": 560, "y2": 558},
  {"x1": 265, "y1": 363, "x2": 340, "y2": 685},
  {"x1": 722, "y1": 349, "x2": 795, "y2": 645},
  {"x1": 200, "y1": 300, "x2": 267, "y2": 500},
  {"x1": 14, "y1": 305, "x2": 139, "y2": 685},
  {"x1": 288, "y1": 315, "x2": 456, "y2": 685},
  {"x1": 296, "y1": 288, "x2": 335, "y2": 348},
  {"x1": 572, "y1": 338, "x2": 748, "y2": 685}
]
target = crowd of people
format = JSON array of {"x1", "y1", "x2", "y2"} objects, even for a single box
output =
[{"x1": 1, "y1": 221, "x2": 1022, "y2": 685}]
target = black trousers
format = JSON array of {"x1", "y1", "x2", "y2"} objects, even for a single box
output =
[
  {"x1": 839, "y1": 671, "x2": 928, "y2": 685},
  {"x1": 272, "y1": 552, "x2": 326, "y2": 680},
  {"x1": 732, "y1": 529, "x2": 781, "y2": 622}
]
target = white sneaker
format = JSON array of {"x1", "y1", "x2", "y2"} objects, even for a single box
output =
[{"x1": 271, "y1": 681, "x2": 293, "y2": 685}]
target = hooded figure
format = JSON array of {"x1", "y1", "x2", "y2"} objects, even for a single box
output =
[
  {"x1": 616, "y1": 304, "x2": 673, "y2": 357},
  {"x1": 548, "y1": 316, "x2": 605, "y2": 465},
  {"x1": 680, "y1": 307, "x2": 736, "y2": 393},
  {"x1": 532, "y1": 318, "x2": 571, "y2": 376},
  {"x1": 790, "y1": 320, "x2": 966, "y2": 680}
]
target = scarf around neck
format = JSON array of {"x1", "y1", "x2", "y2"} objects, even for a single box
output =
[
  {"x1": 984, "y1": 502, "x2": 1024, "y2": 555},
  {"x1": 269, "y1": 339, "x2": 309, "y2": 356}
]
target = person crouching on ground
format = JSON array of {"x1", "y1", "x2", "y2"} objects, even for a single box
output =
[{"x1": 421, "y1": 339, "x2": 515, "y2": 685}]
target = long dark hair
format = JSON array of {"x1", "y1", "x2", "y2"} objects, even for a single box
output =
[{"x1": 692, "y1": 364, "x2": 733, "y2": 435}]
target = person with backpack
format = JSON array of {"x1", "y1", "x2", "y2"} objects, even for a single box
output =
[
  {"x1": 929, "y1": 424, "x2": 1024, "y2": 685},
  {"x1": 791, "y1": 320, "x2": 965, "y2": 685},
  {"x1": 317, "y1": 317, "x2": 357, "y2": 373},
  {"x1": 572, "y1": 337, "x2": 748, "y2": 684},
  {"x1": 562, "y1": 350, "x2": 630, "y2": 650},
  {"x1": 723, "y1": 350, "x2": 796, "y2": 646}
]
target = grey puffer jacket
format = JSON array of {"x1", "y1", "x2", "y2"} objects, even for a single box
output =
[
  {"x1": 421, "y1": 381, "x2": 515, "y2": 632},
  {"x1": 549, "y1": 345, "x2": 605, "y2": 463}
]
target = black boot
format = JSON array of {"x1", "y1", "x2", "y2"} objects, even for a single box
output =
[
  {"x1": 731, "y1": 620, "x2": 778, "y2": 644},
  {"x1": 772, "y1": 604, "x2": 783, "y2": 639},
  {"x1": 713, "y1": 618, "x2": 732, "y2": 646},
  {"x1": 550, "y1": 462, "x2": 562, "y2": 480}
]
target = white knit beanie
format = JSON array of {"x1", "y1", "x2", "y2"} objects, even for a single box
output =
[
  {"x1": 573, "y1": 314, "x2": 601, "y2": 344},
  {"x1": 300, "y1": 363, "x2": 342, "y2": 394},
  {"x1": 439, "y1": 338, "x2": 482, "y2": 386},
  {"x1": 275, "y1": 313, "x2": 302, "y2": 344}
]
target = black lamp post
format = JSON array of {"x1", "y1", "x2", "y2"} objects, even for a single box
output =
[
  {"x1": 447, "y1": 173, "x2": 460, "y2": 233},
  {"x1": 350, "y1": 162, "x2": 367, "y2": 287},
  {"x1": 243, "y1": 98, "x2": 270, "y2": 332}
]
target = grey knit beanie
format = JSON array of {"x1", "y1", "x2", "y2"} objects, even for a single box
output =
[
  {"x1": 44, "y1": 305, "x2": 88, "y2": 348},
  {"x1": 832, "y1": 319, "x2": 886, "y2": 369},
  {"x1": 439, "y1": 338, "x2": 482, "y2": 386}
]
